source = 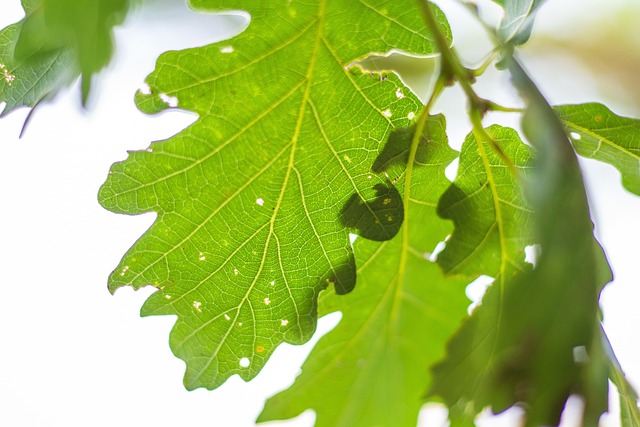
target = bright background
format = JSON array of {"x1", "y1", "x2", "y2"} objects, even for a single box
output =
[{"x1": 0, "y1": 1, "x2": 638, "y2": 426}]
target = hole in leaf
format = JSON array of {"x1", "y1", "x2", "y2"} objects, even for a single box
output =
[
  {"x1": 465, "y1": 275, "x2": 494, "y2": 314},
  {"x1": 340, "y1": 183, "x2": 403, "y2": 242},
  {"x1": 445, "y1": 158, "x2": 459, "y2": 182},
  {"x1": 525, "y1": 244, "x2": 540, "y2": 267}
]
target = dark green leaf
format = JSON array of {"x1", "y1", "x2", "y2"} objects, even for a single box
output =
[
  {"x1": 555, "y1": 103, "x2": 640, "y2": 196},
  {"x1": 258, "y1": 115, "x2": 470, "y2": 427},
  {"x1": 431, "y1": 56, "x2": 611, "y2": 426},
  {"x1": 99, "y1": 1, "x2": 451, "y2": 390}
]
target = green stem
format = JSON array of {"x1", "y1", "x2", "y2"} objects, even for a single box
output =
[{"x1": 417, "y1": 0, "x2": 516, "y2": 171}]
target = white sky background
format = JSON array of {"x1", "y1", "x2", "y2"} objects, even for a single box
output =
[{"x1": 0, "y1": 1, "x2": 638, "y2": 426}]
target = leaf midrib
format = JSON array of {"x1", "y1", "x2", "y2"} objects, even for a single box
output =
[
  {"x1": 562, "y1": 119, "x2": 640, "y2": 161},
  {"x1": 188, "y1": 0, "x2": 329, "y2": 386}
]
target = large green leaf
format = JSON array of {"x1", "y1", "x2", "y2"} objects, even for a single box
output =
[
  {"x1": 431, "y1": 57, "x2": 611, "y2": 426},
  {"x1": 437, "y1": 125, "x2": 534, "y2": 279},
  {"x1": 99, "y1": 1, "x2": 451, "y2": 390},
  {"x1": 555, "y1": 103, "x2": 640, "y2": 196},
  {"x1": 258, "y1": 115, "x2": 469, "y2": 427},
  {"x1": 0, "y1": 0, "x2": 131, "y2": 114}
]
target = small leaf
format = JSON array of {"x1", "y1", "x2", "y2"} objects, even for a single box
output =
[
  {"x1": 258, "y1": 115, "x2": 470, "y2": 427},
  {"x1": 555, "y1": 103, "x2": 640, "y2": 196},
  {"x1": 0, "y1": 20, "x2": 74, "y2": 117},
  {"x1": 495, "y1": 0, "x2": 548, "y2": 45},
  {"x1": 603, "y1": 329, "x2": 640, "y2": 427},
  {"x1": 437, "y1": 125, "x2": 534, "y2": 279},
  {"x1": 100, "y1": 1, "x2": 451, "y2": 390}
]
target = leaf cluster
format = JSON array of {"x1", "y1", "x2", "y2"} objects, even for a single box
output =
[{"x1": 2, "y1": 0, "x2": 639, "y2": 426}]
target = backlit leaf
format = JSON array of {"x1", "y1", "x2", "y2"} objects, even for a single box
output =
[
  {"x1": 99, "y1": 1, "x2": 451, "y2": 390},
  {"x1": 555, "y1": 103, "x2": 640, "y2": 196},
  {"x1": 436, "y1": 125, "x2": 534, "y2": 279},
  {"x1": 258, "y1": 115, "x2": 469, "y2": 427},
  {"x1": 495, "y1": 0, "x2": 548, "y2": 45}
]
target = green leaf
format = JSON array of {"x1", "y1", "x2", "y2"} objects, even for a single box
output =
[
  {"x1": 99, "y1": 1, "x2": 451, "y2": 390},
  {"x1": 258, "y1": 115, "x2": 470, "y2": 427},
  {"x1": 0, "y1": 19, "x2": 74, "y2": 117},
  {"x1": 437, "y1": 125, "x2": 534, "y2": 279},
  {"x1": 16, "y1": 0, "x2": 130, "y2": 101},
  {"x1": 603, "y1": 329, "x2": 640, "y2": 427},
  {"x1": 495, "y1": 0, "x2": 547, "y2": 46},
  {"x1": 431, "y1": 57, "x2": 611, "y2": 426},
  {"x1": 555, "y1": 103, "x2": 640, "y2": 196},
  {"x1": 0, "y1": 0, "x2": 131, "y2": 113}
]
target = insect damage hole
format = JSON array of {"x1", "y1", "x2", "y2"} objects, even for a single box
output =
[
  {"x1": 239, "y1": 357, "x2": 250, "y2": 368},
  {"x1": 138, "y1": 82, "x2": 152, "y2": 95},
  {"x1": 158, "y1": 93, "x2": 179, "y2": 107}
]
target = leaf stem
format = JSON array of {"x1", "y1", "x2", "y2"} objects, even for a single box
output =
[{"x1": 418, "y1": 0, "x2": 516, "y2": 171}]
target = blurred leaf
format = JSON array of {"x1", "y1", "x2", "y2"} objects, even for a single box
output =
[
  {"x1": 493, "y1": 0, "x2": 547, "y2": 46},
  {"x1": 0, "y1": 19, "x2": 74, "y2": 117},
  {"x1": 437, "y1": 125, "x2": 534, "y2": 278},
  {"x1": 258, "y1": 115, "x2": 470, "y2": 427},
  {"x1": 555, "y1": 103, "x2": 640, "y2": 196},
  {"x1": 16, "y1": 0, "x2": 130, "y2": 102},
  {"x1": 0, "y1": 0, "x2": 131, "y2": 115},
  {"x1": 603, "y1": 328, "x2": 640, "y2": 427},
  {"x1": 431, "y1": 56, "x2": 611, "y2": 426},
  {"x1": 99, "y1": 1, "x2": 451, "y2": 391}
]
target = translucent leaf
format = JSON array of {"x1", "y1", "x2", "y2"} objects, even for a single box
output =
[
  {"x1": 431, "y1": 57, "x2": 611, "y2": 426},
  {"x1": 437, "y1": 125, "x2": 534, "y2": 279},
  {"x1": 603, "y1": 330, "x2": 640, "y2": 427},
  {"x1": 258, "y1": 115, "x2": 469, "y2": 427},
  {"x1": 555, "y1": 103, "x2": 640, "y2": 196},
  {"x1": 99, "y1": 1, "x2": 451, "y2": 390}
]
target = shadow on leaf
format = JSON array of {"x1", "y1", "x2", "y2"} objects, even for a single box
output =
[{"x1": 339, "y1": 183, "x2": 403, "y2": 242}]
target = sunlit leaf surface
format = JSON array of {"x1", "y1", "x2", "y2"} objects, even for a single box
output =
[
  {"x1": 259, "y1": 115, "x2": 469, "y2": 427},
  {"x1": 99, "y1": 0, "x2": 451, "y2": 390}
]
